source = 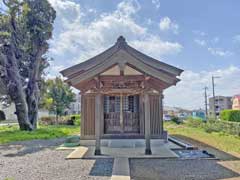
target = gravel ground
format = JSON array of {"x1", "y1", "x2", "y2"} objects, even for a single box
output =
[
  {"x1": 0, "y1": 139, "x2": 113, "y2": 180},
  {"x1": 130, "y1": 158, "x2": 240, "y2": 180}
]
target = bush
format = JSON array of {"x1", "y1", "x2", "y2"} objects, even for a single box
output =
[
  {"x1": 40, "y1": 116, "x2": 56, "y2": 125},
  {"x1": 185, "y1": 116, "x2": 203, "y2": 128},
  {"x1": 171, "y1": 116, "x2": 182, "y2": 124},
  {"x1": 40, "y1": 116, "x2": 71, "y2": 125},
  {"x1": 70, "y1": 114, "x2": 81, "y2": 126},
  {"x1": 220, "y1": 109, "x2": 240, "y2": 122},
  {"x1": 203, "y1": 119, "x2": 240, "y2": 136}
]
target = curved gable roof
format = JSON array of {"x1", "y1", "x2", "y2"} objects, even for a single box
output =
[{"x1": 60, "y1": 36, "x2": 183, "y2": 86}]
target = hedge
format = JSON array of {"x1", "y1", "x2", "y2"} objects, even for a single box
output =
[
  {"x1": 204, "y1": 120, "x2": 240, "y2": 136},
  {"x1": 220, "y1": 109, "x2": 240, "y2": 122},
  {"x1": 186, "y1": 117, "x2": 240, "y2": 136}
]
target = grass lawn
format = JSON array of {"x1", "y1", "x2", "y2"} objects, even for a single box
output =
[
  {"x1": 165, "y1": 122, "x2": 240, "y2": 158},
  {"x1": 0, "y1": 124, "x2": 80, "y2": 144}
]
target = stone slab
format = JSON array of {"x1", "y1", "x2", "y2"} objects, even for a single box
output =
[
  {"x1": 66, "y1": 146, "x2": 88, "y2": 159},
  {"x1": 111, "y1": 157, "x2": 130, "y2": 180}
]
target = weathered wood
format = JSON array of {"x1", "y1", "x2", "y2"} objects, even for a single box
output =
[
  {"x1": 144, "y1": 93, "x2": 152, "y2": 155},
  {"x1": 150, "y1": 94, "x2": 161, "y2": 136},
  {"x1": 81, "y1": 94, "x2": 85, "y2": 136},
  {"x1": 61, "y1": 36, "x2": 183, "y2": 78},
  {"x1": 139, "y1": 94, "x2": 145, "y2": 135},
  {"x1": 82, "y1": 94, "x2": 95, "y2": 137},
  {"x1": 99, "y1": 75, "x2": 144, "y2": 82},
  {"x1": 69, "y1": 50, "x2": 176, "y2": 85},
  {"x1": 95, "y1": 93, "x2": 101, "y2": 155},
  {"x1": 159, "y1": 93, "x2": 163, "y2": 137}
]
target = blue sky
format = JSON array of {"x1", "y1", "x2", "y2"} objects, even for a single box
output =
[{"x1": 47, "y1": 0, "x2": 240, "y2": 109}]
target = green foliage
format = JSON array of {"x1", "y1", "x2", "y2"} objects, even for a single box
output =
[
  {"x1": 203, "y1": 120, "x2": 240, "y2": 136},
  {"x1": 70, "y1": 114, "x2": 81, "y2": 126},
  {"x1": 184, "y1": 116, "x2": 240, "y2": 136},
  {"x1": 171, "y1": 116, "x2": 182, "y2": 124},
  {"x1": 220, "y1": 109, "x2": 240, "y2": 122},
  {"x1": 0, "y1": 0, "x2": 56, "y2": 130},
  {"x1": 39, "y1": 116, "x2": 56, "y2": 125},
  {"x1": 185, "y1": 116, "x2": 203, "y2": 128},
  {"x1": 165, "y1": 121, "x2": 240, "y2": 154},
  {"x1": 42, "y1": 77, "x2": 75, "y2": 118},
  {"x1": 0, "y1": 125, "x2": 80, "y2": 144},
  {"x1": 40, "y1": 115, "x2": 79, "y2": 126}
]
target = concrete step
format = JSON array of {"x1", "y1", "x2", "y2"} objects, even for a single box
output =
[
  {"x1": 80, "y1": 139, "x2": 166, "y2": 148},
  {"x1": 108, "y1": 140, "x2": 136, "y2": 148}
]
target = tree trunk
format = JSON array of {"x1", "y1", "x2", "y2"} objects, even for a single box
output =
[
  {"x1": 26, "y1": 48, "x2": 45, "y2": 129},
  {"x1": 0, "y1": 48, "x2": 33, "y2": 131},
  {"x1": 14, "y1": 90, "x2": 33, "y2": 131},
  {"x1": 56, "y1": 113, "x2": 59, "y2": 124}
]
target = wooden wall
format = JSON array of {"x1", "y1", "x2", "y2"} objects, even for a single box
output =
[
  {"x1": 139, "y1": 94, "x2": 163, "y2": 137},
  {"x1": 149, "y1": 94, "x2": 162, "y2": 137},
  {"x1": 81, "y1": 93, "x2": 163, "y2": 139},
  {"x1": 81, "y1": 94, "x2": 95, "y2": 139}
]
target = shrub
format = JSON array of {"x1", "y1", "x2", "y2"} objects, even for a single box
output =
[
  {"x1": 203, "y1": 119, "x2": 240, "y2": 136},
  {"x1": 171, "y1": 116, "x2": 182, "y2": 124},
  {"x1": 185, "y1": 116, "x2": 203, "y2": 128},
  {"x1": 40, "y1": 116, "x2": 56, "y2": 125},
  {"x1": 70, "y1": 114, "x2": 81, "y2": 126},
  {"x1": 40, "y1": 116, "x2": 72, "y2": 125},
  {"x1": 220, "y1": 109, "x2": 240, "y2": 122}
]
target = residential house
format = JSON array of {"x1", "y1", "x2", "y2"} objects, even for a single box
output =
[
  {"x1": 192, "y1": 109, "x2": 206, "y2": 120},
  {"x1": 209, "y1": 96, "x2": 232, "y2": 117},
  {"x1": 232, "y1": 94, "x2": 240, "y2": 110},
  {"x1": 67, "y1": 93, "x2": 81, "y2": 115}
]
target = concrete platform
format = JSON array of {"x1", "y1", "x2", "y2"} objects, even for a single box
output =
[{"x1": 68, "y1": 139, "x2": 180, "y2": 159}]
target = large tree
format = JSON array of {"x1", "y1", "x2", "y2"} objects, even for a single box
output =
[
  {"x1": 42, "y1": 77, "x2": 75, "y2": 123},
  {"x1": 0, "y1": 0, "x2": 56, "y2": 130}
]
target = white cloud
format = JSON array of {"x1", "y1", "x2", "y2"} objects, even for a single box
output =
[
  {"x1": 131, "y1": 36, "x2": 182, "y2": 58},
  {"x1": 117, "y1": 0, "x2": 141, "y2": 16},
  {"x1": 152, "y1": 0, "x2": 160, "y2": 9},
  {"x1": 233, "y1": 35, "x2": 240, "y2": 43},
  {"x1": 48, "y1": 0, "x2": 183, "y2": 63},
  {"x1": 164, "y1": 66, "x2": 240, "y2": 109},
  {"x1": 212, "y1": 37, "x2": 219, "y2": 43},
  {"x1": 207, "y1": 47, "x2": 233, "y2": 57},
  {"x1": 193, "y1": 30, "x2": 206, "y2": 36},
  {"x1": 194, "y1": 39, "x2": 206, "y2": 46},
  {"x1": 159, "y1": 17, "x2": 179, "y2": 34}
]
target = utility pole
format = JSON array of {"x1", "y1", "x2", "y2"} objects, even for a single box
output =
[
  {"x1": 212, "y1": 75, "x2": 220, "y2": 119},
  {"x1": 204, "y1": 86, "x2": 208, "y2": 121}
]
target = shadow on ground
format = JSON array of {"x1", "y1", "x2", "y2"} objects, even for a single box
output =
[
  {"x1": 130, "y1": 158, "x2": 240, "y2": 180},
  {"x1": 0, "y1": 138, "x2": 65, "y2": 157},
  {"x1": 88, "y1": 158, "x2": 114, "y2": 177}
]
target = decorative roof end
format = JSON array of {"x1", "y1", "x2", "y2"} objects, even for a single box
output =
[{"x1": 116, "y1": 36, "x2": 127, "y2": 49}]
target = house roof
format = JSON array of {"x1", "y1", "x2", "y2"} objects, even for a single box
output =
[
  {"x1": 233, "y1": 94, "x2": 240, "y2": 99},
  {"x1": 60, "y1": 36, "x2": 183, "y2": 87}
]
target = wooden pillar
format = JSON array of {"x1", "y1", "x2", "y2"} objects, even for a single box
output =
[
  {"x1": 120, "y1": 94, "x2": 124, "y2": 133},
  {"x1": 144, "y1": 93, "x2": 152, "y2": 155},
  {"x1": 95, "y1": 93, "x2": 101, "y2": 155},
  {"x1": 80, "y1": 93, "x2": 85, "y2": 137},
  {"x1": 159, "y1": 93, "x2": 163, "y2": 137}
]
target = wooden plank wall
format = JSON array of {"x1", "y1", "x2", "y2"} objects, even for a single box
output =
[
  {"x1": 82, "y1": 94, "x2": 95, "y2": 137},
  {"x1": 149, "y1": 94, "x2": 162, "y2": 136},
  {"x1": 139, "y1": 94, "x2": 145, "y2": 135}
]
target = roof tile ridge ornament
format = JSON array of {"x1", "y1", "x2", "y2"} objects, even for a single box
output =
[{"x1": 115, "y1": 35, "x2": 127, "y2": 49}]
